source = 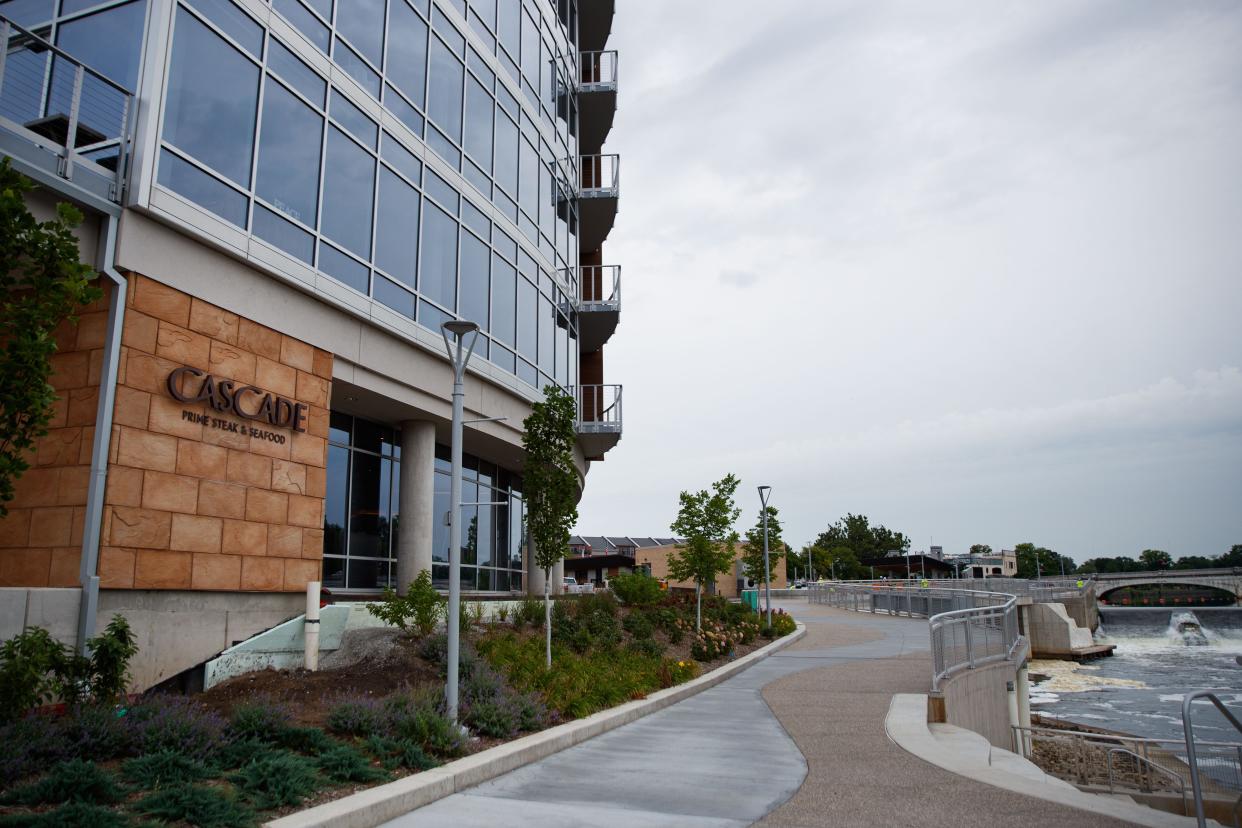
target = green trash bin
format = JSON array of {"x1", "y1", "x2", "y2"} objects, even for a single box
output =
[{"x1": 742, "y1": 589, "x2": 759, "y2": 612}]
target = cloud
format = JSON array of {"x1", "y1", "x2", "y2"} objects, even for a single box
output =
[{"x1": 719, "y1": 269, "x2": 758, "y2": 288}]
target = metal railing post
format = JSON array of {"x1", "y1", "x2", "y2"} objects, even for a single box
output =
[
  {"x1": 61, "y1": 63, "x2": 85, "y2": 180},
  {"x1": 0, "y1": 20, "x2": 10, "y2": 90}
]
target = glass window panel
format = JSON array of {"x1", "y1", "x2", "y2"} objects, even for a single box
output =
[
  {"x1": 432, "y1": 484, "x2": 449, "y2": 565},
  {"x1": 163, "y1": 9, "x2": 258, "y2": 187},
  {"x1": 520, "y1": 11, "x2": 538, "y2": 82},
  {"x1": 516, "y1": 276, "x2": 535, "y2": 361},
  {"x1": 334, "y1": 37, "x2": 381, "y2": 97},
  {"x1": 257, "y1": 79, "x2": 322, "y2": 225},
  {"x1": 467, "y1": 46, "x2": 496, "y2": 89},
  {"x1": 490, "y1": 253, "x2": 515, "y2": 345},
  {"x1": 460, "y1": 230, "x2": 489, "y2": 330},
  {"x1": 157, "y1": 149, "x2": 249, "y2": 226},
  {"x1": 0, "y1": 0, "x2": 52, "y2": 25},
  {"x1": 497, "y1": 0, "x2": 518, "y2": 56},
  {"x1": 463, "y1": 76, "x2": 493, "y2": 173},
  {"x1": 461, "y1": 199, "x2": 489, "y2": 238},
  {"x1": 269, "y1": 39, "x2": 326, "y2": 106},
  {"x1": 347, "y1": 558, "x2": 388, "y2": 589},
  {"x1": 426, "y1": 125, "x2": 460, "y2": 167},
  {"x1": 348, "y1": 452, "x2": 382, "y2": 558},
  {"x1": 375, "y1": 169, "x2": 419, "y2": 287},
  {"x1": 324, "y1": 444, "x2": 349, "y2": 556},
  {"x1": 384, "y1": 86, "x2": 425, "y2": 136},
  {"x1": 518, "y1": 136, "x2": 537, "y2": 217},
  {"x1": 329, "y1": 411, "x2": 352, "y2": 443},
  {"x1": 322, "y1": 555, "x2": 345, "y2": 588},
  {"x1": 192, "y1": 0, "x2": 262, "y2": 57},
  {"x1": 431, "y1": 6, "x2": 465, "y2": 55},
  {"x1": 303, "y1": 0, "x2": 331, "y2": 19},
  {"x1": 472, "y1": 0, "x2": 495, "y2": 30},
  {"x1": 318, "y1": 241, "x2": 370, "y2": 292},
  {"x1": 556, "y1": 312, "x2": 568, "y2": 386},
  {"x1": 424, "y1": 169, "x2": 458, "y2": 213},
  {"x1": 321, "y1": 127, "x2": 375, "y2": 258},
  {"x1": 489, "y1": 344, "x2": 514, "y2": 373},
  {"x1": 352, "y1": 418, "x2": 384, "y2": 453},
  {"x1": 274, "y1": 0, "x2": 328, "y2": 53},
  {"x1": 467, "y1": 9, "x2": 494, "y2": 50},
  {"x1": 463, "y1": 159, "x2": 490, "y2": 198},
  {"x1": 493, "y1": 110, "x2": 517, "y2": 195},
  {"x1": 387, "y1": 0, "x2": 428, "y2": 108},
  {"x1": 253, "y1": 205, "x2": 314, "y2": 262},
  {"x1": 331, "y1": 90, "x2": 378, "y2": 149},
  {"x1": 495, "y1": 79, "x2": 518, "y2": 118},
  {"x1": 538, "y1": 294, "x2": 553, "y2": 373},
  {"x1": 374, "y1": 275, "x2": 415, "y2": 318},
  {"x1": 418, "y1": 202, "x2": 457, "y2": 310},
  {"x1": 428, "y1": 35, "x2": 463, "y2": 142},
  {"x1": 382, "y1": 132, "x2": 422, "y2": 182},
  {"x1": 335, "y1": 0, "x2": 385, "y2": 66},
  {"x1": 509, "y1": 493, "x2": 524, "y2": 568},
  {"x1": 54, "y1": 1, "x2": 147, "y2": 98},
  {"x1": 418, "y1": 299, "x2": 451, "y2": 331},
  {"x1": 494, "y1": 229, "x2": 516, "y2": 262}
]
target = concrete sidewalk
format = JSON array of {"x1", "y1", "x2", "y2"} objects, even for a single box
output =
[{"x1": 382, "y1": 600, "x2": 1140, "y2": 827}]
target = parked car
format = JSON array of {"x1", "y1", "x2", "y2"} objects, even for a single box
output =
[{"x1": 563, "y1": 577, "x2": 594, "y2": 594}]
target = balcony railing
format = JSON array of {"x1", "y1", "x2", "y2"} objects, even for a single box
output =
[
  {"x1": 580, "y1": 153, "x2": 619, "y2": 197},
  {"x1": 577, "y1": 384, "x2": 622, "y2": 432},
  {"x1": 580, "y1": 265, "x2": 620, "y2": 310},
  {"x1": 0, "y1": 15, "x2": 134, "y2": 203},
  {"x1": 580, "y1": 50, "x2": 618, "y2": 91}
]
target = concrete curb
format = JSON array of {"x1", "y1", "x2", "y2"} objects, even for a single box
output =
[
  {"x1": 884, "y1": 693, "x2": 1210, "y2": 828},
  {"x1": 265, "y1": 624, "x2": 807, "y2": 828}
]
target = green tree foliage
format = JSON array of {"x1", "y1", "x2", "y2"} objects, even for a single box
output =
[
  {"x1": 741, "y1": 505, "x2": 784, "y2": 583},
  {"x1": 367, "y1": 571, "x2": 445, "y2": 635},
  {"x1": 0, "y1": 159, "x2": 102, "y2": 516},
  {"x1": 521, "y1": 386, "x2": 579, "y2": 668},
  {"x1": 1218, "y1": 545, "x2": 1242, "y2": 567},
  {"x1": 1014, "y1": 542, "x2": 1075, "y2": 579},
  {"x1": 1076, "y1": 556, "x2": 1146, "y2": 574},
  {"x1": 814, "y1": 513, "x2": 910, "y2": 560},
  {"x1": 1139, "y1": 549, "x2": 1173, "y2": 571},
  {"x1": 669, "y1": 474, "x2": 741, "y2": 631},
  {"x1": 969, "y1": 544, "x2": 992, "y2": 555}
]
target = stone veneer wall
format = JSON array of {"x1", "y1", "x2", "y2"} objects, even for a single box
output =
[
  {"x1": 96, "y1": 274, "x2": 332, "y2": 593},
  {"x1": 0, "y1": 283, "x2": 113, "y2": 587}
]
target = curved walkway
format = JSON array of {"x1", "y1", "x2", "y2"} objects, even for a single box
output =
[{"x1": 382, "y1": 600, "x2": 1138, "y2": 827}]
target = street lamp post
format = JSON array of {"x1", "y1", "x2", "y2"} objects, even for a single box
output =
[
  {"x1": 441, "y1": 320, "x2": 479, "y2": 726},
  {"x1": 757, "y1": 486, "x2": 772, "y2": 626}
]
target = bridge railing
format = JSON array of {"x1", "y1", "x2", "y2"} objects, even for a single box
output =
[{"x1": 809, "y1": 582, "x2": 1023, "y2": 691}]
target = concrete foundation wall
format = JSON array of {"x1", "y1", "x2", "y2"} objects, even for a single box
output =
[
  {"x1": 0, "y1": 588, "x2": 82, "y2": 648},
  {"x1": 1057, "y1": 593, "x2": 1099, "y2": 632},
  {"x1": 97, "y1": 589, "x2": 304, "y2": 691},
  {"x1": 938, "y1": 656, "x2": 1020, "y2": 750},
  {"x1": 1023, "y1": 602, "x2": 1095, "y2": 655}
]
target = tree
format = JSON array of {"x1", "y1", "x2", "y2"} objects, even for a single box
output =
[
  {"x1": 1139, "y1": 549, "x2": 1173, "y2": 571},
  {"x1": 0, "y1": 159, "x2": 101, "y2": 516},
  {"x1": 969, "y1": 544, "x2": 992, "y2": 556},
  {"x1": 521, "y1": 386, "x2": 579, "y2": 668},
  {"x1": 1218, "y1": 545, "x2": 1242, "y2": 568},
  {"x1": 741, "y1": 504, "x2": 784, "y2": 585},
  {"x1": 1014, "y1": 542, "x2": 1075, "y2": 579},
  {"x1": 814, "y1": 514, "x2": 910, "y2": 561},
  {"x1": 669, "y1": 473, "x2": 741, "y2": 631},
  {"x1": 1076, "y1": 556, "x2": 1143, "y2": 574}
]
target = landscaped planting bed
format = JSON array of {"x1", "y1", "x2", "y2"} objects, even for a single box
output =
[{"x1": 0, "y1": 585, "x2": 795, "y2": 827}]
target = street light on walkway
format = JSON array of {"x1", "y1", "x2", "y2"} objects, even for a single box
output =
[
  {"x1": 758, "y1": 486, "x2": 772, "y2": 626},
  {"x1": 441, "y1": 320, "x2": 479, "y2": 725}
]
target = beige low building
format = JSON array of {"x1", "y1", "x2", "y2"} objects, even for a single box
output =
[{"x1": 636, "y1": 543, "x2": 787, "y2": 599}]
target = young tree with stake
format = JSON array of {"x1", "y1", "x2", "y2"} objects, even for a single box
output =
[
  {"x1": 521, "y1": 386, "x2": 579, "y2": 669},
  {"x1": 669, "y1": 474, "x2": 741, "y2": 631}
]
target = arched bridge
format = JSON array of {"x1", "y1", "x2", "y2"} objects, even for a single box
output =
[{"x1": 1092, "y1": 568, "x2": 1242, "y2": 603}]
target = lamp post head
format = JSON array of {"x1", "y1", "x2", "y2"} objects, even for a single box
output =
[
  {"x1": 757, "y1": 485, "x2": 771, "y2": 507},
  {"x1": 442, "y1": 320, "x2": 479, "y2": 338}
]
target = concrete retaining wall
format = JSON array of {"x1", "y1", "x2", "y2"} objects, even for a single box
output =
[
  {"x1": 937, "y1": 657, "x2": 1020, "y2": 749},
  {"x1": 1022, "y1": 602, "x2": 1094, "y2": 656},
  {"x1": 0, "y1": 588, "x2": 81, "y2": 648}
]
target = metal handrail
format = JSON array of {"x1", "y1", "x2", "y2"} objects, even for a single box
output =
[
  {"x1": 579, "y1": 265, "x2": 620, "y2": 307},
  {"x1": 580, "y1": 153, "x2": 619, "y2": 194},
  {"x1": 576, "y1": 383, "x2": 621, "y2": 428},
  {"x1": 1107, "y1": 747, "x2": 1188, "y2": 811},
  {"x1": 0, "y1": 14, "x2": 134, "y2": 200},
  {"x1": 579, "y1": 50, "x2": 618, "y2": 88},
  {"x1": 1184, "y1": 690, "x2": 1242, "y2": 826}
]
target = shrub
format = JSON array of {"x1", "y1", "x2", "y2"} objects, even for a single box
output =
[
  {"x1": 0, "y1": 714, "x2": 62, "y2": 785},
  {"x1": 0, "y1": 628, "x2": 65, "y2": 721},
  {"x1": 277, "y1": 725, "x2": 337, "y2": 754},
  {"x1": 326, "y1": 697, "x2": 386, "y2": 738},
  {"x1": 1, "y1": 801, "x2": 131, "y2": 828},
  {"x1": 463, "y1": 696, "x2": 519, "y2": 739},
  {"x1": 214, "y1": 738, "x2": 275, "y2": 771},
  {"x1": 514, "y1": 597, "x2": 544, "y2": 629},
  {"x1": 627, "y1": 638, "x2": 664, "y2": 659},
  {"x1": 610, "y1": 572, "x2": 664, "y2": 606},
  {"x1": 622, "y1": 611, "x2": 653, "y2": 639},
  {"x1": 658, "y1": 658, "x2": 700, "y2": 688},
  {"x1": 136, "y1": 784, "x2": 255, "y2": 828},
  {"x1": 573, "y1": 591, "x2": 618, "y2": 618},
  {"x1": 383, "y1": 693, "x2": 464, "y2": 757},
  {"x1": 364, "y1": 735, "x2": 440, "y2": 772},
  {"x1": 367, "y1": 571, "x2": 445, "y2": 636},
  {"x1": 57, "y1": 704, "x2": 134, "y2": 761},
  {"x1": 85, "y1": 616, "x2": 139, "y2": 706},
  {"x1": 121, "y1": 750, "x2": 212, "y2": 790},
  {"x1": 2, "y1": 758, "x2": 123, "y2": 806},
  {"x1": 129, "y1": 696, "x2": 227, "y2": 761},
  {"x1": 314, "y1": 742, "x2": 386, "y2": 784},
  {"x1": 495, "y1": 603, "x2": 511, "y2": 623},
  {"x1": 228, "y1": 702, "x2": 292, "y2": 743},
  {"x1": 770, "y1": 609, "x2": 796, "y2": 637},
  {"x1": 229, "y1": 751, "x2": 319, "y2": 809}
]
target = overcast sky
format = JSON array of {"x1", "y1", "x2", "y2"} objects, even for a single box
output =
[{"x1": 571, "y1": 0, "x2": 1242, "y2": 564}]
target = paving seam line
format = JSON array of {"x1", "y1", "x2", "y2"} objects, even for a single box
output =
[
  {"x1": 883, "y1": 693, "x2": 1207, "y2": 828},
  {"x1": 265, "y1": 624, "x2": 808, "y2": 828}
]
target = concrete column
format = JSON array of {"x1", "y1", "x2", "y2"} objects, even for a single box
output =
[{"x1": 396, "y1": 420, "x2": 436, "y2": 594}]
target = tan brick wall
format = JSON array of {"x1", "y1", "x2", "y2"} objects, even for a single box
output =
[
  {"x1": 636, "y1": 543, "x2": 788, "y2": 600},
  {"x1": 93, "y1": 274, "x2": 330, "y2": 592},
  {"x1": 0, "y1": 282, "x2": 112, "y2": 588}
]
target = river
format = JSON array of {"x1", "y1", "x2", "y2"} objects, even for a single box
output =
[{"x1": 1029, "y1": 607, "x2": 1242, "y2": 742}]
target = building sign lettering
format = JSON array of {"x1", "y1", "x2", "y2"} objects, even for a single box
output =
[{"x1": 166, "y1": 367, "x2": 308, "y2": 433}]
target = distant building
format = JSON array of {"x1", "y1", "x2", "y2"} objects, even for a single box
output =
[
  {"x1": 946, "y1": 549, "x2": 1018, "y2": 578},
  {"x1": 860, "y1": 553, "x2": 956, "y2": 579},
  {"x1": 563, "y1": 536, "x2": 788, "y2": 597}
]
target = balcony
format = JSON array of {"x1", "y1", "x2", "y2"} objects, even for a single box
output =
[
  {"x1": 577, "y1": 50, "x2": 617, "y2": 154},
  {"x1": 0, "y1": 16, "x2": 134, "y2": 212},
  {"x1": 578, "y1": 0, "x2": 615, "y2": 52},
  {"x1": 578, "y1": 154, "x2": 619, "y2": 253},
  {"x1": 577, "y1": 265, "x2": 620, "y2": 352},
  {"x1": 576, "y1": 383, "x2": 622, "y2": 459}
]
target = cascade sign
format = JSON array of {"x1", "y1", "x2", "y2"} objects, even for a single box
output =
[{"x1": 167, "y1": 366, "x2": 308, "y2": 436}]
